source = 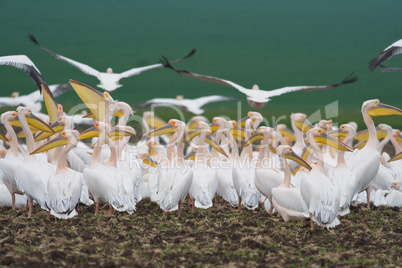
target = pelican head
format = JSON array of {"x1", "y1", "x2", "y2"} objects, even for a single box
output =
[
  {"x1": 1, "y1": 111, "x2": 17, "y2": 124},
  {"x1": 143, "y1": 119, "x2": 184, "y2": 137},
  {"x1": 276, "y1": 123, "x2": 295, "y2": 142},
  {"x1": 210, "y1": 117, "x2": 229, "y2": 133},
  {"x1": 292, "y1": 113, "x2": 313, "y2": 133},
  {"x1": 276, "y1": 145, "x2": 312, "y2": 171},
  {"x1": 14, "y1": 107, "x2": 54, "y2": 133},
  {"x1": 193, "y1": 121, "x2": 228, "y2": 157},
  {"x1": 238, "y1": 111, "x2": 263, "y2": 130},
  {"x1": 11, "y1": 92, "x2": 19, "y2": 98},
  {"x1": 176, "y1": 95, "x2": 184, "y2": 101},
  {"x1": 329, "y1": 124, "x2": 356, "y2": 141},
  {"x1": 31, "y1": 130, "x2": 80, "y2": 154},
  {"x1": 106, "y1": 68, "x2": 113, "y2": 74},
  {"x1": 186, "y1": 116, "x2": 207, "y2": 132},
  {"x1": 391, "y1": 182, "x2": 400, "y2": 191},
  {"x1": 363, "y1": 99, "x2": 402, "y2": 118},
  {"x1": 242, "y1": 126, "x2": 272, "y2": 147},
  {"x1": 317, "y1": 119, "x2": 333, "y2": 131}
]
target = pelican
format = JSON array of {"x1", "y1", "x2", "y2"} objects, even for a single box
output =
[
  {"x1": 30, "y1": 34, "x2": 196, "y2": 92},
  {"x1": 13, "y1": 107, "x2": 55, "y2": 218},
  {"x1": 0, "y1": 55, "x2": 48, "y2": 91},
  {"x1": 301, "y1": 128, "x2": 353, "y2": 230},
  {"x1": 347, "y1": 100, "x2": 402, "y2": 208},
  {"x1": 160, "y1": 56, "x2": 358, "y2": 109},
  {"x1": 138, "y1": 95, "x2": 236, "y2": 115},
  {"x1": 31, "y1": 130, "x2": 82, "y2": 219},
  {"x1": 368, "y1": 39, "x2": 402, "y2": 72},
  {"x1": 144, "y1": 119, "x2": 194, "y2": 217},
  {"x1": 271, "y1": 145, "x2": 312, "y2": 222},
  {"x1": 0, "y1": 84, "x2": 71, "y2": 113}
]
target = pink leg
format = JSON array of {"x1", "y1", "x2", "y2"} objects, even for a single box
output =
[
  {"x1": 178, "y1": 201, "x2": 182, "y2": 218},
  {"x1": 11, "y1": 193, "x2": 15, "y2": 211},
  {"x1": 95, "y1": 202, "x2": 99, "y2": 216},
  {"x1": 28, "y1": 199, "x2": 33, "y2": 219}
]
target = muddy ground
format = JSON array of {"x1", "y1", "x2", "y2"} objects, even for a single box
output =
[{"x1": 0, "y1": 198, "x2": 401, "y2": 267}]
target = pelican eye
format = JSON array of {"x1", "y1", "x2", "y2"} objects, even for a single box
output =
[
  {"x1": 213, "y1": 119, "x2": 217, "y2": 124},
  {"x1": 340, "y1": 126, "x2": 345, "y2": 130},
  {"x1": 60, "y1": 131, "x2": 66, "y2": 137},
  {"x1": 28, "y1": 109, "x2": 32, "y2": 114},
  {"x1": 247, "y1": 112, "x2": 253, "y2": 117},
  {"x1": 94, "y1": 122, "x2": 99, "y2": 128},
  {"x1": 58, "y1": 104, "x2": 63, "y2": 111},
  {"x1": 318, "y1": 129, "x2": 323, "y2": 134},
  {"x1": 12, "y1": 112, "x2": 17, "y2": 117}
]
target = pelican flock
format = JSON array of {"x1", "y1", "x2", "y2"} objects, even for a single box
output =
[{"x1": 0, "y1": 36, "x2": 401, "y2": 236}]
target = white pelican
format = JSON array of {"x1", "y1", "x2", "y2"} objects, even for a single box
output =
[
  {"x1": 31, "y1": 130, "x2": 82, "y2": 220},
  {"x1": 0, "y1": 111, "x2": 25, "y2": 210},
  {"x1": 289, "y1": 113, "x2": 313, "y2": 169},
  {"x1": 347, "y1": 100, "x2": 402, "y2": 209},
  {"x1": 242, "y1": 126, "x2": 282, "y2": 214},
  {"x1": 0, "y1": 84, "x2": 71, "y2": 113},
  {"x1": 144, "y1": 119, "x2": 194, "y2": 217},
  {"x1": 271, "y1": 145, "x2": 312, "y2": 222},
  {"x1": 368, "y1": 39, "x2": 402, "y2": 72},
  {"x1": 138, "y1": 95, "x2": 236, "y2": 115},
  {"x1": 30, "y1": 34, "x2": 196, "y2": 92},
  {"x1": 13, "y1": 107, "x2": 55, "y2": 218},
  {"x1": 301, "y1": 128, "x2": 353, "y2": 230},
  {"x1": 160, "y1": 56, "x2": 358, "y2": 109},
  {"x1": 0, "y1": 55, "x2": 48, "y2": 91},
  {"x1": 233, "y1": 118, "x2": 261, "y2": 211},
  {"x1": 209, "y1": 118, "x2": 239, "y2": 207}
]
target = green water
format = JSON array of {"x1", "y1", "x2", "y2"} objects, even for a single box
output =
[{"x1": 1, "y1": 0, "x2": 402, "y2": 129}]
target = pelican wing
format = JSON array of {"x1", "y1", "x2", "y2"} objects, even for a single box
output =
[
  {"x1": 261, "y1": 73, "x2": 358, "y2": 99},
  {"x1": 193, "y1": 95, "x2": 237, "y2": 107},
  {"x1": 0, "y1": 97, "x2": 20, "y2": 108},
  {"x1": 137, "y1": 98, "x2": 183, "y2": 109},
  {"x1": 119, "y1": 49, "x2": 196, "y2": 78},
  {"x1": 160, "y1": 56, "x2": 250, "y2": 95},
  {"x1": 0, "y1": 55, "x2": 48, "y2": 91},
  {"x1": 48, "y1": 83, "x2": 73, "y2": 98},
  {"x1": 29, "y1": 34, "x2": 100, "y2": 77},
  {"x1": 368, "y1": 40, "x2": 402, "y2": 72},
  {"x1": 378, "y1": 65, "x2": 402, "y2": 73}
]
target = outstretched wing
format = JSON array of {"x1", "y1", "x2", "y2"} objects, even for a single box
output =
[
  {"x1": 48, "y1": 83, "x2": 73, "y2": 98},
  {"x1": 378, "y1": 64, "x2": 402, "y2": 73},
  {"x1": 159, "y1": 56, "x2": 250, "y2": 95},
  {"x1": 29, "y1": 34, "x2": 100, "y2": 77},
  {"x1": 137, "y1": 98, "x2": 182, "y2": 109},
  {"x1": 368, "y1": 39, "x2": 402, "y2": 72},
  {"x1": 119, "y1": 49, "x2": 196, "y2": 78},
  {"x1": 193, "y1": 95, "x2": 237, "y2": 107},
  {"x1": 0, "y1": 55, "x2": 48, "y2": 91},
  {"x1": 263, "y1": 73, "x2": 358, "y2": 99}
]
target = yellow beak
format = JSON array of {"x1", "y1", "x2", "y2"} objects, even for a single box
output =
[
  {"x1": 69, "y1": 79, "x2": 107, "y2": 122},
  {"x1": 145, "y1": 114, "x2": 168, "y2": 129},
  {"x1": 295, "y1": 119, "x2": 313, "y2": 132},
  {"x1": 31, "y1": 132, "x2": 70, "y2": 154},
  {"x1": 109, "y1": 127, "x2": 136, "y2": 141},
  {"x1": 34, "y1": 122, "x2": 64, "y2": 142},
  {"x1": 11, "y1": 113, "x2": 54, "y2": 133},
  {"x1": 230, "y1": 126, "x2": 246, "y2": 141},
  {"x1": 0, "y1": 132, "x2": 9, "y2": 142},
  {"x1": 41, "y1": 84, "x2": 59, "y2": 124},
  {"x1": 79, "y1": 126, "x2": 99, "y2": 140},
  {"x1": 143, "y1": 157, "x2": 158, "y2": 168},
  {"x1": 143, "y1": 123, "x2": 176, "y2": 137},
  {"x1": 328, "y1": 128, "x2": 349, "y2": 141},
  {"x1": 354, "y1": 127, "x2": 387, "y2": 141},
  {"x1": 279, "y1": 128, "x2": 296, "y2": 142},
  {"x1": 205, "y1": 134, "x2": 228, "y2": 157},
  {"x1": 368, "y1": 103, "x2": 402, "y2": 117},
  {"x1": 208, "y1": 122, "x2": 219, "y2": 133},
  {"x1": 314, "y1": 132, "x2": 353, "y2": 152},
  {"x1": 241, "y1": 132, "x2": 263, "y2": 148},
  {"x1": 183, "y1": 128, "x2": 201, "y2": 143},
  {"x1": 286, "y1": 151, "x2": 312, "y2": 171},
  {"x1": 388, "y1": 151, "x2": 402, "y2": 163},
  {"x1": 184, "y1": 148, "x2": 197, "y2": 161}
]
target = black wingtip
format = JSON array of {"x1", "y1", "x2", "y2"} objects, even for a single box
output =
[
  {"x1": 28, "y1": 34, "x2": 40, "y2": 46},
  {"x1": 342, "y1": 72, "x2": 358, "y2": 84},
  {"x1": 159, "y1": 56, "x2": 175, "y2": 70}
]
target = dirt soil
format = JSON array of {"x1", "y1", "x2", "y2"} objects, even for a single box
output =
[{"x1": 0, "y1": 198, "x2": 401, "y2": 267}]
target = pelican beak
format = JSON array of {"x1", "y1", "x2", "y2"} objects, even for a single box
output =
[
  {"x1": 291, "y1": 166, "x2": 301, "y2": 176},
  {"x1": 149, "y1": 144, "x2": 156, "y2": 156},
  {"x1": 25, "y1": 113, "x2": 54, "y2": 133},
  {"x1": 145, "y1": 114, "x2": 167, "y2": 129},
  {"x1": 109, "y1": 127, "x2": 136, "y2": 141},
  {"x1": 205, "y1": 133, "x2": 228, "y2": 157},
  {"x1": 113, "y1": 110, "x2": 124, "y2": 118},
  {"x1": 82, "y1": 112, "x2": 95, "y2": 119},
  {"x1": 183, "y1": 128, "x2": 201, "y2": 143},
  {"x1": 354, "y1": 140, "x2": 366, "y2": 150},
  {"x1": 34, "y1": 121, "x2": 64, "y2": 142},
  {"x1": 388, "y1": 152, "x2": 402, "y2": 163},
  {"x1": 302, "y1": 143, "x2": 312, "y2": 160},
  {"x1": 230, "y1": 126, "x2": 246, "y2": 141},
  {"x1": 368, "y1": 103, "x2": 402, "y2": 117},
  {"x1": 79, "y1": 126, "x2": 99, "y2": 140},
  {"x1": 314, "y1": 132, "x2": 353, "y2": 151},
  {"x1": 0, "y1": 132, "x2": 9, "y2": 142},
  {"x1": 143, "y1": 123, "x2": 176, "y2": 137},
  {"x1": 209, "y1": 122, "x2": 219, "y2": 133},
  {"x1": 354, "y1": 127, "x2": 387, "y2": 141},
  {"x1": 395, "y1": 133, "x2": 402, "y2": 143},
  {"x1": 41, "y1": 84, "x2": 59, "y2": 124},
  {"x1": 269, "y1": 144, "x2": 276, "y2": 154},
  {"x1": 184, "y1": 148, "x2": 197, "y2": 161},
  {"x1": 69, "y1": 79, "x2": 106, "y2": 122},
  {"x1": 237, "y1": 115, "x2": 250, "y2": 128},
  {"x1": 279, "y1": 128, "x2": 296, "y2": 142},
  {"x1": 285, "y1": 151, "x2": 312, "y2": 171},
  {"x1": 143, "y1": 157, "x2": 158, "y2": 168},
  {"x1": 31, "y1": 132, "x2": 70, "y2": 154},
  {"x1": 295, "y1": 119, "x2": 313, "y2": 132},
  {"x1": 241, "y1": 131, "x2": 263, "y2": 148},
  {"x1": 329, "y1": 128, "x2": 348, "y2": 141}
]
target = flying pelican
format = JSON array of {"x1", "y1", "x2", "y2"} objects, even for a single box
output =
[
  {"x1": 0, "y1": 55, "x2": 48, "y2": 91},
  {"x1": 31, "y1": 130, "x2": 82, "y2": 220},
  {"x1": 271, "y1": 145, "x2": 312, "y2": 222},
  {"x1": 368, "y1": 39, "x2": 402, "y2": 72},
  {"x1": 137, "y1": 95, "x2": 237, "y2": 115},
  {"x1": 30, "y1": 34, "x2": 196, "y2": 92},
  {"x1": 0, "y1": 84, "x2": 71, "y2": 113},
  {"x1": 160, "y1": 56, "x2": 358, "y2": 109}
]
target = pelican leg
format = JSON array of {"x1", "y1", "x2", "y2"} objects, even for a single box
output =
[
  {"x1": 11, "y1": 193, "x2": 15, "y2": 211},
  {"x1": 178, "y1": 201, "x2": 182, "y2": 218},
  {"x1": 27, "y1": 198, "x2": 33, "y2": 219},
  {"x1": 366, "y1": 189, "x2": 371, "y2": 210},
  {"x1": 104, "y1": 205, "x2": 114, "y2": 217},
  {"x1": 192, "y1": 199, "x2": 195, "y2": 213},
  {"x1": 100, "y1": 204, "x2": 108, "y2": 210},
  {"x1": 186, "y1": 194, "x2": 192, "y2": 205},
  {"x1": 237, "y1": 196, "x2": 242, "y2": 212},
  {"x1": 95, "y1": 202, "x2": 99, "y2": 216},
  {"x1": 268, "y1": 203, "x2": 274, "y2": 214},
  {"x1": 214, "y1": 195, "x2": 218, "y2": 206},
  {"x1": 309, "y1": 213, "x2": 314, "y2": 231},
  {"x1": 163, "y1": 210, "x2": 167, "y2": 218}
]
